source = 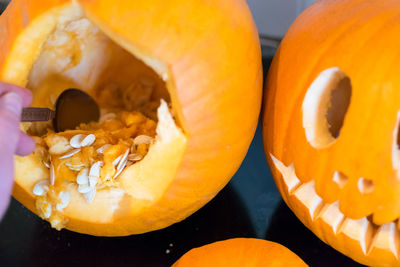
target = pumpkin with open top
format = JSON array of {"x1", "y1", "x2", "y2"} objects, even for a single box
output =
[{"x1": 1, "y1": 0, "x2": 262, "y2": 236}]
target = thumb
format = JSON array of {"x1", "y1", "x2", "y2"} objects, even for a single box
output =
[
  {"x1": 0, "y1": 92, "x2": 23, "y2": 151},
  {"x1": 0, "y1": 92, "x2": 23, "y2": 218}
]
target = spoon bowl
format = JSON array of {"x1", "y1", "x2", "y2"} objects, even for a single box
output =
[{"x1": 21, "y1": 88, "x2": 100, "y2": 132}]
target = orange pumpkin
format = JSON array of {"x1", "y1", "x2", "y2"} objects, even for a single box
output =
[
  {"x1": 264, "y1": 0, "x2": 400, "y2": 265},
  {"x1": 1, "y1": 0, "x2": 262, "y2": 236},
  {"x1": 173, "y1": 238, "x2": 307, "y2": 267}
]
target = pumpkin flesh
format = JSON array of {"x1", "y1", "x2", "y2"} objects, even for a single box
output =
[
  {"x1": 1, "y1": 0, "x2": 262, "y2": 236},
  {"x1": 6, "y1": 3, "x2": 187, "y2": 234}
]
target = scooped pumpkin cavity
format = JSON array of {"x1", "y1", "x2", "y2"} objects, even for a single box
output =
[{"x1": 16, "y1": 6, "x2": 178, "y2": 230}]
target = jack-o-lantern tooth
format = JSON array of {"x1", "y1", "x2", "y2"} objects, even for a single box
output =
[
  {"x1": 318, "y1": 201, "x2": 345, "y2": 234},
  {"x1": 339, "y1": 217, "x2": 374, "y2": 255},
  {"x1": 270, "y1": 154, "x2": 301, "y2": 194},
  {"x1": 369, "y1": 222, "x2": 400, "y2": 259},
  {"x1": 293, "y1": 180, "x2": 324, "y2": 221}
]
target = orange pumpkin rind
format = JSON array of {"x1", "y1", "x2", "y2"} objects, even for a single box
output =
[
  {"x1": 173, "y1": 238, "x2": 308, "y2": 267},
  {"x1": 1, "y1": 0, "x2": 262, "y2": 236}
]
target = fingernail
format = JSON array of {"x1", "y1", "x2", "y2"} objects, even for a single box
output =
[{"x1": 2, "y1": 92, "x2": 22, "y2": 117}]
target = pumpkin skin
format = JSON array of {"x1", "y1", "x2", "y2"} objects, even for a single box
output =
[
  {"x1": 172, "y1": 238, "x2": 307, "y2": 267},
  {"x1": 1, "y1": 0, "x2": 262, "y2": 236},
  {"x1": 264, "y1": 0, "x2": 400, "y2": 266}
]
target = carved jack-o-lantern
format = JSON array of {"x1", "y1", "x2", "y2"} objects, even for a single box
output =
[{"x1": 264, "y1": 0, "x2": 400, "y2": 266}]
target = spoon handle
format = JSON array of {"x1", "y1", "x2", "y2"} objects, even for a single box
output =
[{"x1": 21, "y1": 108, "x2": 55, "y2": 122}]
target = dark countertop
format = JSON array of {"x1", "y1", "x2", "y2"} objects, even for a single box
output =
[{"x1": 0, "y1": 3, "x2": 363, "y2": 266}]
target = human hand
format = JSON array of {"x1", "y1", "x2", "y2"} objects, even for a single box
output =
[{"x1": 0, "y1": 83, "x2": 35, "y2": 219}]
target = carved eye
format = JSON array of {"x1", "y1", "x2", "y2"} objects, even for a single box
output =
[
  {"x1": 302, "y1": 67, "x2": 352, "y2": 149},
  {"x1": 392, "y1": 111, "x2": 400, "y2": 177}
]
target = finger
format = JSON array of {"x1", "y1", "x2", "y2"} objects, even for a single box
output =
[
  {"x1": 15, "y1": 131, "x2": 35, "y2": 156},
  {"x1": 0, "y1": 145, "x2": 13, "y2": 218},
  {"x1": 0, "y1": 92, "x2": 24, "y2": 154},
  {"x1": 0, "y1": 82, "x2": 32, "y2": 108},
  {"x1": 0, "y1": 91, "x2": 24, "y2": 218}
]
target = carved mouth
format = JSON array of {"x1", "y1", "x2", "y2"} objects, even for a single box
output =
[{"x1": 270, "y1": 154, "x2": 400, "y2": 260}]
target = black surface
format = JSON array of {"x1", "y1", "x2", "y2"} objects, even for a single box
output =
[{"x1": 0, "y1": 3, "x2": 363, "y2": 266}]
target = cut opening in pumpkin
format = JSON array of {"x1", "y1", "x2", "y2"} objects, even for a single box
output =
[
  {"x1": 302, "y1": 67, "x2": 351, "y2": 149},
  {"x1": 392, "y1": 111, "x2": 400, "y2": 178},
  {"x1": 4, "y1": 3, "x2": 187, "y2": 231}
]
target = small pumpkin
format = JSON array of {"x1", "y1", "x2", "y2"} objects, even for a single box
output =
[
  {"x1": 173, "y1": 238, "x2": 307, "y2": 267},
  {"x1": 264, "y1": 0, "x2": 400, "y2": 265},
  {"x1": 1, "y1": 0, "x2": 262, "y2": 236}
]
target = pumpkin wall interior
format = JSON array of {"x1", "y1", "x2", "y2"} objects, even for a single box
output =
[
  {"x1": 10, "y1": 4, "x2": 188, "y2": 233},
  {"x1": 26, "y1": 14, "x2": 171, "y2": 136}
]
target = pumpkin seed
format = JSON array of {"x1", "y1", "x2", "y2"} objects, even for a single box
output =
[
  {"x1": 33, "y1": 180, "x2": 50, "y2": 196},
  {"x1": 117, "y1": 149, "x2": 130, "y2": 172},
  {"x1": 128, "y1": 153, "x2": 143, "y2": 162},
  {"x1": 81, "y1": 134, "x2": 96, "y2": 147},
  {"x1": 78, "y1": 184, "x2": 92, "y2": 194},
  {"x1": 96, "y1": 144, "x2": 112, "y2": 154},
  {"x1": 56, "y1": 191, "x2": 70, "y2": 211},
  {"x1": 59, "y1": 148, "x2": 81, "y2": 159},
  {"x1": 112, "y1": 154, "x2": 123, "y2": 166},
  {"x1": 89, "y1": 176, "x2": 98, "y2": 188},
  {"x1": 43, "y1": 203, "x2": 52, "y2": 219},
  {"x1": 70, "y1": 134, "x2": 85, "y2": 148},
  {"x1": 113, "y1": 167, "x2": 124, "y2": 179},
  {"x1": 50, "y1": 164, "x2": 55, "y2": 185},
  {"x1": 76, "y1": 168, "x2": 89, "y2": 185},
  {"x1": 134, "y1": 135, "x2": 153, "y2": 146},
  {"x1": 65, "y1": 162, "x2": 85, "y2": 171},
  {"x1": 89, "y1": 161, "x2": 102, "y2": 178},
  {"x1": 99, "y1": 113, "x2": 116, "y2": 124}
]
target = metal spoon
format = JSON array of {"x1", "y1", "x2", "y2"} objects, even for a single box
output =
[{"x1": 21, "y1": 89, "x2": 100, "y2": 132}]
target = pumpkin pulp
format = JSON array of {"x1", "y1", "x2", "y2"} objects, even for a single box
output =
[{"x1": 4, "y1": 3, "x2": 187, "y2": 232}]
